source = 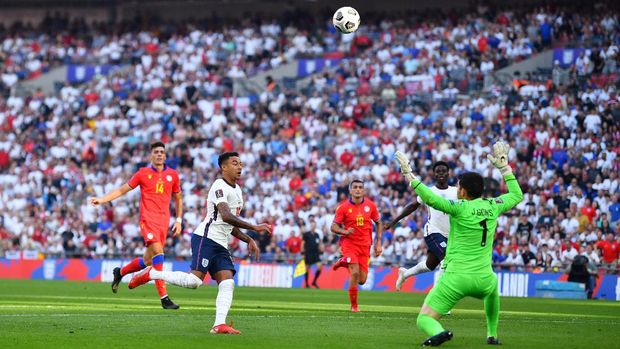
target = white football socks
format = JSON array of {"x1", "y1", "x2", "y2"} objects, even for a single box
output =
[
  {"x1": 404, "y1": 261, "x2": 431, "y2": 278},
  {"x1": 149, "y1": 269, "x2": 203, "y2": 289},
  {"x1": 214, "y1": 279, "x2": 235, "y2": 326}
]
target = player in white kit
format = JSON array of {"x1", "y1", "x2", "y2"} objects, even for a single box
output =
[
  {"x1": 385, "y1": 161, "x2": 457, "y2": 291},
  {"x1": 128, "y1": 152, "x2": 272, "y2": 334}
]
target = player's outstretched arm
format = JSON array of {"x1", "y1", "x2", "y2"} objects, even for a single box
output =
[
  {"x1": 217, "y1": 202, "x2": 272, "y2": 235},
  {"x1": 487, "y1": 141, "x2": 524, "y2": 213},
  {"x1": 89, "y1": 183, "x2": 133, "y2": 205},
  {"x1": 386, "y1": 201, "x2": 421, "y2": 230},
  {"x1": 493, "y1": 173, "x2": 523, "y2": 214},
  {"x1": 394, "y1": 151, "x2": 460, "y2": 216},
  {"x1": 232, "y1": 227, "x2": 260, "y2": 260},
  {"x1": 411, "y1": 182, "x2": 460, "y2": 216}
]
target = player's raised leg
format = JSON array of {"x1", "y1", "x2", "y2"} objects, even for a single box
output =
[
  {"x1": 136, "y1": 231, "x2": 209, "y2": 289},
  {"x1": 396, "y1": 235, "x2": 444, "y2": 291},
  {"x1": 112, "y1": 256, "x2": 147, "y2": 293},
  {"x1": 144, "y1": 268, "x2": 204, "y2": 288},
  {"x1": 128, "y1": 238, "x2": 179, "y2": 309}
]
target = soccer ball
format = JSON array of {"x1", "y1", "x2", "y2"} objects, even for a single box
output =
[{"x1": 332, "y1": 6, "x2": 361, "y2": 34}]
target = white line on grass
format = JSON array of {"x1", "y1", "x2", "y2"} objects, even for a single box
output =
[{"x1": 0, "y1": 313, "x2": 617, "y2": 325}]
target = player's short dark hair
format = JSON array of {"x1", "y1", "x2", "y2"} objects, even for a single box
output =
[
  {"x1": 349, "y1": 179, "x2": 364, "y2": 189},
  {"x1": 218, "y1": 151, "x2": 240, "y2": 168},
  {"x1": 433, "y1": 161, "x2": 449, "y2": 171},
  {"x1": 458, "y1": 172, "x2": 484, "y2": 199},
  {"x1": 150, "y1": 141, "x2": 165, "y2": 150}
]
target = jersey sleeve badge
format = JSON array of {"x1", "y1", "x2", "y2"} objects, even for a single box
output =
[{"x1": 215, "y1": 189, "x2": 224, "y2": 198}]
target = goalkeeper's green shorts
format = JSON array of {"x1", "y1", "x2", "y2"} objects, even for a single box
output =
[{"x1": 424, "y1": 271, "x2": 498, "y2": 315}]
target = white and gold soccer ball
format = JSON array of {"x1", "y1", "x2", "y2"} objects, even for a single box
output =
[{"x1": 332, "y1": 6, "x2": 361, "y2": 34}]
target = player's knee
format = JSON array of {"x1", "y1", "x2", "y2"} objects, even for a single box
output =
[
  {"x1": 350, "y1": 270, "x2": 360, "y2": 280},
  {"x1": 416, "y1": 313, "x2": 425, "y2": 329},
  {"x1": 219, "y1": 278, "x2": 235, "y2": 291},
  {"x1": 188, "y1": 273, "x2": 203, "y2": 289}
]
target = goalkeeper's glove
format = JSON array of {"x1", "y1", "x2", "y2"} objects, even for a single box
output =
[
  {"x1": 487, "y1": 140, "x2": 513, "y2": 176},
  {"x1": 394, "y1": 151, "x2": 419, "y2": 183}
]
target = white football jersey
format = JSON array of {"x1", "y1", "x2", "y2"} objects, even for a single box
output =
[
  {"x1": 417, "y1": 185, "x2": 458, "y2": 238},
  {"x1": 194, "y1": 178, "x2": 244, "y2": 248}
]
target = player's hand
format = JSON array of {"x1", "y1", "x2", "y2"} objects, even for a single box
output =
[
  {"x1": 373, "y1": 243, "x2": 383, "y2": 257},
  {"x1": 384, "y1": 221, "x2": 395, "y2": 231},
  {"x1": 394, "y1": 151, "x2": 418, "y2": 182},
  {"x1": 487, "y1": 140, "x2": 512, "y2": 175},
  {"x1": 254, "y1": 223, "x2": 272, "y2": 235},
  {"x1": 89, "y1": 197, "x2": 102, "y2": 206},
  {"x1": 248, "y1": 239, "x2": 260, "y2": 261},
  {"x1": 343, "y1": 228, "x2": 354, "y2": 236},
  {"x1": 171, "y1": 222, "x2": 182, "y2": 237}
]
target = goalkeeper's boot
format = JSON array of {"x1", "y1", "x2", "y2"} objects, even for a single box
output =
[
  {"x1": 128, "y1": 266, "x2": 151, "y2": 289},
  {"x1": 421, "y1": 330, "x2": 453, "y2": 347},
  {"x1": 395, "y1": 267, "x2": 407, "y2": 291},
  {"x1": 211, "y1": 322, "x2": 240, "y2": 334},
  {"x1": 332, "y1": 258, "x2": 347, "y2": 271},
  {"x1": 161, "y1": 296, "x2": 180, "y2": 310},
  {"x1": 487, "y1": 337, "x2": 501, "y2": 345},
  {"x1": 111, "y1": 267, "x2": 122, "y2": 294}
]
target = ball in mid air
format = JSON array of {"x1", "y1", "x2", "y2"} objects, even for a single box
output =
[{"x1": 333, "y1": 6, "x2": 361, "y2": 34}]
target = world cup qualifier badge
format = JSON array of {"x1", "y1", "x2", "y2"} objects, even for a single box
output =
[{"x1": 215, "y1": 189, "x2": 224, "y2": 198}]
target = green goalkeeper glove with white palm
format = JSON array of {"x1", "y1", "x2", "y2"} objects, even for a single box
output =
[
  {"x1": 487, "y1": 141, "x2": 513, "y2": 176},
  {"x1": 394, "y1": 151, "x2": 419, "y2": 183}
]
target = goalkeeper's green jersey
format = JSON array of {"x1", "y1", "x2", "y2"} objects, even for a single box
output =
[{"x1": 411, "y1": 174, "x2": 523, "y2": 274}]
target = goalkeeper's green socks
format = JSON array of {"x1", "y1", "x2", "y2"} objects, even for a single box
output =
[
  {"x1": 484, "y1": 292, "x2": 500, "y2": 338},
  {"x1": 417, "y1": 313, "x2": 444, "y2": 336}
]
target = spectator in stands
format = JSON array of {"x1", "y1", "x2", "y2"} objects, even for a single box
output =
[
  {"x1": 596, "y1": 233, "x2": 619, "y2": 273},
  {"x1": 286, "y1": 231, "x2": 303, "y2": 262},
  {"x1": 0, "y1": 4, "x2": 618, "y2": 277}
]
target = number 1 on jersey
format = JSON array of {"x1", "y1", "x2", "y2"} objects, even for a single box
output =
[{"x1": 479, "y1": 219, "x2": 488, "y2": 247}]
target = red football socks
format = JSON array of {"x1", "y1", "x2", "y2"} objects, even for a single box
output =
[
  {"x1": 151, "y1": 254, "x2": 168, "y2": 298},
  {"x1": 348, "y1": 286, "x2": 358, "y2": 307},
  {"x1": 120, "y1": 257, "x2": 146, "y2": 276}
]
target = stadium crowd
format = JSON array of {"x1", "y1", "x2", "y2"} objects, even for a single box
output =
[
  {"x1": 2, "y1": 2, "x2": 616, "y2": 93},
  {"x1": 0, "y1": 3, "x2": 619, "y2": 274}
]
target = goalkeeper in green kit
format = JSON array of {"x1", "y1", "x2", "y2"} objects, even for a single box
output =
[{"x1": 394, "y1": 141, "x2": 523, "y2": 347}]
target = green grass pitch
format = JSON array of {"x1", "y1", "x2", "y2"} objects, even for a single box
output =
[{"x1": 0, "y1": 279, "x2": 618, "y2": 348}]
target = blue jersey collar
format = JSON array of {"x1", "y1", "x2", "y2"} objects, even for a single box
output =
[
  {"x1": 150, "y1": 164, "x2": 167, "y2": 172},
  {"x1": 349, "y1": 197, "x2": 365, "y2": 205}
]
